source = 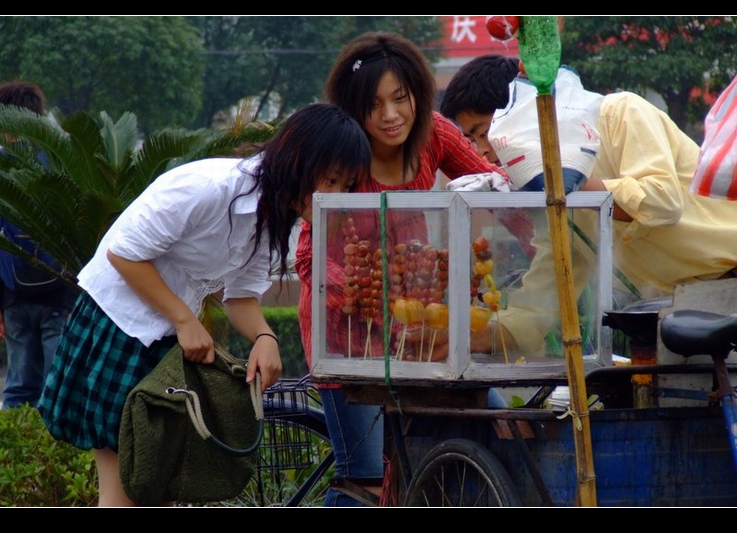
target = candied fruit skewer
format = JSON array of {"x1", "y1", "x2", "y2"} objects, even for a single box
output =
[
  {"x1": 425, "y1": 302, "x2": 448, "y2": 362},
  {"x1": 392, "y1": 296, "x2": 425, "y2": 361},
  {"x1": 341, "y1": 214, "x2": 359, "y2": 358},
  {"x1": 471, "y1": 235, "x2": 509, "y2": 363}
]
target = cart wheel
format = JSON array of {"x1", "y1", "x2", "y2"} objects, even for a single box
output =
[{"x1": 404, "y1": 438, "x2": 521, "y2": 507}]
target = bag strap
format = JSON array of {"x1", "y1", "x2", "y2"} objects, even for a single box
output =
[
  {"x1": 168, "y1": 346, "x2": 264, "y2": 458},
  {"x1": 176, "y1": 377, "x2": 263, "y2": 457},
  {"x1": 212, "y1": 345, "x2": 265, "y2": 420}
]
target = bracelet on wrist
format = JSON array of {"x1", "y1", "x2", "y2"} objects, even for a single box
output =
[{"x1": 254, "y1": 332, "x2": 279, "y2": 346}]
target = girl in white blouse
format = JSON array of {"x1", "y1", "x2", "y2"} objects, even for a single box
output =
[{"x1": 38, "y1": 103, "x2": 371, "y2": 507}]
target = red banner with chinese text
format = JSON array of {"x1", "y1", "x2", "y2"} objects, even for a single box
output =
[{"x1": 440, "y1": 16, "x2": 519, "y2": 57}]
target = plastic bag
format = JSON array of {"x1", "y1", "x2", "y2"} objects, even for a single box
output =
[
  {"x1": 489, "y1": 66, "x2": 603, "y2": 193},
  {"x1": 446, "y1": 172, "x2": 511, "y2": 193},
  {"x1": 690, "y1": 75, "x2": 737, "y2": 200}
]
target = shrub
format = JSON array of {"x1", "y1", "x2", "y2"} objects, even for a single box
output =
[
  {"x1": 228, "y1": 306, "x2": 308, "y2": 378},
  {"x1": 0, "y1": 307, "x2": 305, "y2": 507},
  {"x1": 0, "y1": 405, "x2": 97, "y2": 506}
]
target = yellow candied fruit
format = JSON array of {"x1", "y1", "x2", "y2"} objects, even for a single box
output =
[
  {"x1": 425, "y1": 302, "x2": 449, "y2": 330},
  {"x1": 470, "y1": 306, "x2": 489, "y2": 332},
  {"x1": 482, "y1": 290, "x2": 502, "y2": 310},
  {"x1": 473, "y1": 259, "x2": 494, "y2": 276}
]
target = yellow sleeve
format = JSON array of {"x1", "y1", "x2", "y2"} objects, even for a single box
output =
[
  {"x1": 594, "y1": 92, "x2": 700, "y2": 243},
  {"x1": 497, "y1": 209, "x2": 599, "y2": 356}
]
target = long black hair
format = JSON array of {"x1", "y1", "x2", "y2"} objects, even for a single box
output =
[
  {"x1": 324, "y1": 32, "x2": 436, "y2": 183},
  {"x1": 247, "y1": 103, "x2": 371, "y2": 281}
]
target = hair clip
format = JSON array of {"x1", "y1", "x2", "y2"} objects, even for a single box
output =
[{"x1": 352, "y1": 60, "x2": 362, "y2": 72}]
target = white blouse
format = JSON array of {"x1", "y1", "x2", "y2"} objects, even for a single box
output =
[{"x1": 77, "y1": 156, "x2": 272, "y2": 347}]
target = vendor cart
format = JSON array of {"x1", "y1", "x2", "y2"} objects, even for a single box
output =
[{"x1": 308, "y1": 190, "x2": 737, "y2": 507}]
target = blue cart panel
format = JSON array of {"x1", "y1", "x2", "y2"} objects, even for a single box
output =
[{"x1": 388, "y1": 405, "x2": 737, "y2": 506}]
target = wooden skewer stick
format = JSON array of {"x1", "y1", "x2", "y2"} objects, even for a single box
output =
[
  {"x1": 427, "y1": 329, "x2": 437, "y2": 362},
  {"x1": 396, "y1": 325, "x2": 408, "y2": 361},
  {"x1": 418, "y1": 320, "x2": 426, "y2": 362},
  {"x1": 494, "y1": 314, "x2": 509, "y2": 364},
  {"x1": 363, "y1": 318, "x2": 373, "y2": 359}
]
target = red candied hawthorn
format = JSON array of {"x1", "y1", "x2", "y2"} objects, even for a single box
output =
[{"x1": 485, "y1": 16, "x2": 519, "y2": 41}]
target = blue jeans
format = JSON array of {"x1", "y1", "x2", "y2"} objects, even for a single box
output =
[
  {"x1": 522, "y1": 168, "x2": 587, "y2": 194},
  {"x1": 2, "y1": 302, "x2": 69, "y2": 409},
  {"x1": 319, "y1": 387, "x2": 384, "y2": 507}
]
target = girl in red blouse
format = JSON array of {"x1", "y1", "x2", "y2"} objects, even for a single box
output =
[{"x1": 295, "y1": 32, "x2": 505, "y2": 506}]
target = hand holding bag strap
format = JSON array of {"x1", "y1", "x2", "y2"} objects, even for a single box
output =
[
  {"x1": 212, "y1": 344, "x2": 265, "y2": 420},
  {"x1": 167, "y1": 345, "x2": 264, "y2": 457}
]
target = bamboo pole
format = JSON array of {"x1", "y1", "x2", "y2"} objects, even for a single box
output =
[{"x1": 536, "y1": 94, "x2": 597, "y2": 506}]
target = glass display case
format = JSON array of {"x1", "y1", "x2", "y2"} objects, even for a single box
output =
[{"x1": 310, "y1": 191, "x2": 614, "y2": 386}]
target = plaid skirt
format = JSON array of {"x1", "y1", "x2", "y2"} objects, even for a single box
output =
[{"x1": 38, "y1": 292, "x2": 177, "y2": 452}]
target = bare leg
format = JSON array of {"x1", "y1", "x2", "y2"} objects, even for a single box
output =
[
  {"x1": 93, "y1": 447, "x2": 136, "y2": 507},
  {"x1": 93, "y1": 447, "x2": 176, "y2": 507}
]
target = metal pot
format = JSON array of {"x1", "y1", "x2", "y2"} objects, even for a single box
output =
[{"x1": 602, "y1": 297, "x2": 673, "y2": 347}]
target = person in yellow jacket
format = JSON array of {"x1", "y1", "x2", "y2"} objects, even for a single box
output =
[{"x1": 432, "y1": 58, "x2": 737, "y2": 357}]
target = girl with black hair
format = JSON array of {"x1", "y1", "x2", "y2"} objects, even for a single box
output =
[{"x1": 38, "y1": 103, "x2": 371, "y2": 506}]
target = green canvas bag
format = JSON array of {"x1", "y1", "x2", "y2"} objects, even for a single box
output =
[{"x1": 119, "y1": 343, "x2": 264, "y2": 505}]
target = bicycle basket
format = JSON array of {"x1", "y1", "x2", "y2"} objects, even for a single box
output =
[
  {"x1": 263, "y1": 378, "x2": 311, "y2": 417},
  {"x1": 259, "y1": 379, "x2": 317, "y2": 471}
]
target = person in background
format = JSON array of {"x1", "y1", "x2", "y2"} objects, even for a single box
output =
[
  {"x1": 37, "y1": 103, "x2": 372, "y2": 506},
  {"x1": 0, "y1": 80, "x2": 79, "y2": 410},
  {"x1": 439, "y1": 58, "x2": 737, "y2": 357},
  {"x1": 295, "y1": 32, "x2": 508, "y2": 507}
]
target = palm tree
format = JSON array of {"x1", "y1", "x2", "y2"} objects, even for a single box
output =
[{"x1": 0, "y1": 104, "x2": 277, "y2": 283}]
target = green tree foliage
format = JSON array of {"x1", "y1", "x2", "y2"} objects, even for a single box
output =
[
  {"x1": 190, "y1": 16, "x2": 342, "y2": 124},
  {"x1": 188, "y1": 16, "x2": 444, "y2": 126},
  {"x1": 0, "y1": 16, "x2": 204, "y2": 134},
  {"x1": 0, "y1": 105, "x2": 276, "y2": 279},
  {"x1": 561, "y1": 16, "x2": 737, "y2": 131},
  {"x1": 0, "y1": 16, "x2": 443, "y2": 130}
]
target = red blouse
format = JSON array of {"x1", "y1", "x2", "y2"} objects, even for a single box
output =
[{"x1": 296, "y1": 112, "x2": 499, "y2": 377}]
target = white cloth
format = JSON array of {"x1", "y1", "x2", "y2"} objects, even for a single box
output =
[
  {"x1": 489, "y1": 67, "x2": 603, "y2": 190},
  {"x1": 77, "y1": 156, "x2": 273, "y2": 347},
  {"x1": 445, "y1": 172, "x2": 512, "y2": 193}
]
